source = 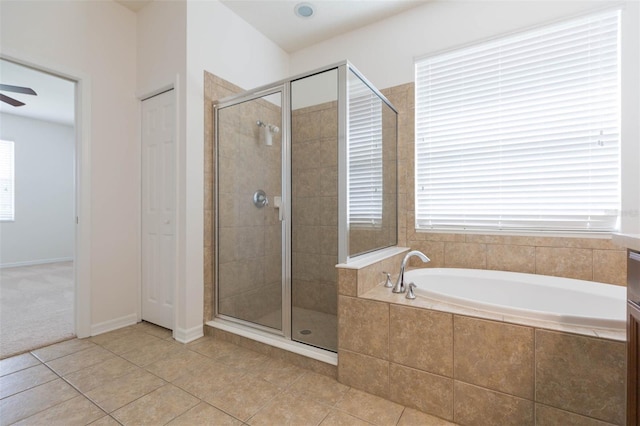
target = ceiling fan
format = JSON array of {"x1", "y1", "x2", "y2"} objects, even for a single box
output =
[{"x1": 0, "y1": 84, "x2": 37, "y2": 107}]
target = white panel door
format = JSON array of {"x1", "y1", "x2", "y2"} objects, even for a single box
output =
[{"x1": 141, "y1": 90, "x2": 175, "y2": 330}]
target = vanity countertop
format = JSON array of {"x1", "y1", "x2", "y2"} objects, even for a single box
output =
[{"x1": 612, "y1": 233, "x2": 640, "y2": 251}]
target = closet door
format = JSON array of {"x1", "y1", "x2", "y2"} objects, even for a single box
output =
[{"x1": 141, "y1": 89, "x2": 176, "y2": 330}]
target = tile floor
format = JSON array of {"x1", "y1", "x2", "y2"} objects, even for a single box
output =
[{"x1": 0, "y1": 322, "x2": 456, "y2": 425}]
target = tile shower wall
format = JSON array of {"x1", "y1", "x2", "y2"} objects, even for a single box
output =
[
  {"x1": 204, "y1": 72, "x2": 243, "y2": 322},
  {"x1": 291, "y1": 102, "x2": 338, "y2": 316},
  {"x1": 380, "y1": 83, "x2": 628, "y2": 286}
]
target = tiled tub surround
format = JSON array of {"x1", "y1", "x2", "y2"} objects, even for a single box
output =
[{"x1": 337, "y1": 262, "x2": 627, "y2": 425}]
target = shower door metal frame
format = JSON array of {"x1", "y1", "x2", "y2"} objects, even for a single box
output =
[
  {"x1": 214, "y1": 84, "x2": 292, "y2": 339},
  {"x1": 213, "y1": 60, "x2": 398, "y2": 346}
]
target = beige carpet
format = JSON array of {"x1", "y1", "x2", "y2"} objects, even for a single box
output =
[{"x1": 0, "y1": 261, "x2": 75, "y2": 359}]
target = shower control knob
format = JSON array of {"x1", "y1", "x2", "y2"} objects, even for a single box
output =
[{"x1": 253, "y1": 190, "x2": 268, "y2": 208}]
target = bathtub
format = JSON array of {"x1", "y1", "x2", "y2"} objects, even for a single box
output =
[{"x1": 403, "y1": 268, "x2": 626, "y2": 330}]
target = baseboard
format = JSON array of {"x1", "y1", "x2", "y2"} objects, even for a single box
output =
[
  {"x1": 173, "y1": 324, "x2": 203, "y2": 343},
  {"x1": 0, "y1": 257, "x2": 74, "y2": 268},
  {"x1": 91, "y1": 313, "x2": 138, "y2": 336}
]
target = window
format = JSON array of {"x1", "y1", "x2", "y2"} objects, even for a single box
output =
[
  {"x1": 0, "y1": 140, "x2": 15, "y2": 221},
  {"x1": 348, "y1": 71, "x2": 383, "y2": 226},
  {"x1": 415, "y1": 10, "x2": 620, "y2": 232}
]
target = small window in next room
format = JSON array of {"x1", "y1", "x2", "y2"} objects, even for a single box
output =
[
  {"x1": 415, "y1": 9, "x2": 621, "y2": 233},
  {"x1": 0, "y1": 140, "x2": 15, "y2": 222}
]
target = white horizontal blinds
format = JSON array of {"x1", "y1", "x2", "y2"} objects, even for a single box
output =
[
  {"x1": 415, "y1": 10, "x2": 621, "y2": 232},
  {"x1": 0, "y1": 140, "x2": 15, "y2": 221},
  {"x1": 348, "y1": 71, "x2": 383, "y2": 226}
]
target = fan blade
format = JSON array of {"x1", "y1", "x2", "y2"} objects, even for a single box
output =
[
  {"x1": 0, "y1": 93, "x2": 25, "y2": 107},
  {"x1": 0, "y1": 84, "x2": 37, "y2": 96}
]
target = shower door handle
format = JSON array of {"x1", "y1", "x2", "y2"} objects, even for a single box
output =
[{"x1": 274, "y1": 196, "x2": 284, "y2": 221}]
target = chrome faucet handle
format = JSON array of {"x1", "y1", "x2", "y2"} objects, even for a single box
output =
[
  {"x1": 382, "y1": 271, "x2": 393, "y2": 288},
  {"x1": 406, "y1": 282, "x2": 417, "y2": 300}
]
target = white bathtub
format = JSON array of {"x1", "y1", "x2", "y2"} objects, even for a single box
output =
[{"x1": 403, "y1": 268, "x2": 626, "y2": 330}]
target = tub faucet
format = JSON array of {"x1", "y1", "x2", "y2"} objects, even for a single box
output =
[{"x1": 392, "y1": 250, "x2": 430, "y2": 293}]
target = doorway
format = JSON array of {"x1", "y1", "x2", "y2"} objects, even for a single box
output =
[
  {"x1": 0, "y1": 59, "x2": 76, "y2": 358},
  {"x1": 141, "y1": 89, "x2": 176, "y2": 330}
]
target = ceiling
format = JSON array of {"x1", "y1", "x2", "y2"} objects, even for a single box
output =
[
  {"x1": 1, "y1": 1, "x2": 425, "y2": 126},
  {"x1": 0, "y1": 59, "x2": 75, "y2": 126},
  {"x1": 219, "y1": 0, "x2": 427, "y2": 53},
  {"x1": 114, "y1": 0, "x2": 427, "y2": 53}
]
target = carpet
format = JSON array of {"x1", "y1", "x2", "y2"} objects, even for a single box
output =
[{"x1": 0, "y1": 262, "x2": 75, "y2": 359}]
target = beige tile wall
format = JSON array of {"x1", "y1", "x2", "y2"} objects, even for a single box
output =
[
  {"x1": 336, "y1": 269, "x2": 626, "y2": 425},
  {"x1": 382, "y1": 82, "x2": 628, "y2": 286},
  {"x1": 291, "y1": 102, "x2": 338, "y2": 316}
]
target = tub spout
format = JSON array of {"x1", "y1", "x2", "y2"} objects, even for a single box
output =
[{"x1": 392, "y1": 250, "x2": 430, "y2": 293}]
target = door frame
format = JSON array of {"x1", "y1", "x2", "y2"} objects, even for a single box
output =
[
  {"x1": 213, "y1": 84, "x2": 290, "y2": 337},
  {"x1": 0, "y1": 51, "x2": 92, "y2": 338},
  {"x1": 138, "y1": 83, "x2": 179, "y2": 335}
]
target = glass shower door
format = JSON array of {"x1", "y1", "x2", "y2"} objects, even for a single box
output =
[{"x1": 216, "y1": 91, "x2": 284, "y2": 332}]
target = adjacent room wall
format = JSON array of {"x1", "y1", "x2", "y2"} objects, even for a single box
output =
[
  {"x1": 0, "y1": 0, "x2": 138, "y2": 334},
  {"x1": 0, "y1": 113, "x2": 74, "y2": 267}
]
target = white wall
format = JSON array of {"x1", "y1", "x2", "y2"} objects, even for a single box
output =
[
  {"x1": 0, "y1": 114, "x2": 74, "y2": 267},
  {"x1": 291, "y1": 0, "x2": 640, "y2": 234},
  {"x1": 0, "y1": 0, "x2": 139, "y2": 333}
]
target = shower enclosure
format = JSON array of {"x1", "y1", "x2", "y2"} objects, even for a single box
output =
[{"x1": 214, "y1": 62, "x2": 397, "y2": 354}]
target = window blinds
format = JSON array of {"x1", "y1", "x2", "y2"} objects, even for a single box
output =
[
  {"x1": 0, "y1": 140, "x2": 15, "y2": 221},
  {"x1": 348, "y1": 73, "x2": 383, "y2": 226},
  {"x1": 415, "y1": 10, "x2": 620, "y2": 232}
]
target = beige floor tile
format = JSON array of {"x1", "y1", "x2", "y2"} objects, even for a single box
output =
[
  {"x1": 13, "y1": 395, "x2": 106, "y2": 426},
  {"x1": 145, "y1": 347, "x2": 211, "y2": 382},
  {"x1": 189, "y1": 338, "x2": 241, "y2": 359},
  {"x1": 172, "y1": 361, "x2": 246, "y2": 400},
  {"x1": 206, "y1": 376, "x2": 281, "y2": 421},
  {"x1": 0, "y1": 353, "x2": 40, "y2": 377},
  {"x1": 319, "y1": 410, "x2": 373, "y2": 426},
  {"x1": 97, "y1": 330, "x2": 164, "y2": 355},
  {"x1": 0, "y1": 378, "x2": 79, "y2": 426},
  {"x1": 89, "y1": 327, "x2": 136, "y2": 347},
  {"x1": 214, "y1": 345, "x2": 270, "y2": 371},
  {"x1": 250, "y1": 357, "x2": 306, "y2": 388},
  {"x1": 112, "y1": 384, "x2": 199, "y2": 426},
  {"x1": 64, "y1": 356, "x2": 140, "y2": 393},
  {"x1": 0, "y1": 364, "x2": 58, "y2": 399},
  {"x1": 167, "y1": 401, "x2": 243, "y2": 426},
  {"x1": 120, "y1": 338, "x2": 183, "y2": 367},
  {"x1": 88, "y1": 416, "x2": 121, "y2": 425},
  {"x1": 335, "y1": 388, "x2": 404, "y2": 426},
  {"x1": 85, "y1": 368, "x2": 166, "y2": 413},
  {"x1": 289, "y1": 371, "x2": 350, "y2": 406},
  {"x1": 46, "y1": 345, "x2": 116, "y2": 376},
  {"x1": 134, "y1": 321, "x2": 173, "y2": 339},
  {"x1": 32, "y1": 338, "x2": 96, "y2": 362},
  {"x1": 248, "y1": 390, "x2": 332, "y2": 426},
  {"x1": 397, "y1": 407, "x2": 457, "y2": 425}
]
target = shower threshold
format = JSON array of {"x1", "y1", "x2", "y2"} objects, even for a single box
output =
[{"x1": 206, "y1": 318, "x2": 338, "y2": 366}]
